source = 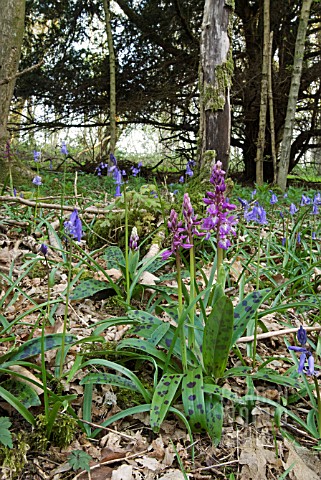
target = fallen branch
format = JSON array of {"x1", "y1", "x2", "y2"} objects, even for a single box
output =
[
  {"x1": 237, "y1": 325, "x2": 321, "y2": 343},
  {"x1": 0, "y1": 195, "x2": 111, "y2": 214}
]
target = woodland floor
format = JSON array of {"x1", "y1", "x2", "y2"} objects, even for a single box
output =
[{"x1": 1, "y1": 214, "x2": 321, "y2": 480}]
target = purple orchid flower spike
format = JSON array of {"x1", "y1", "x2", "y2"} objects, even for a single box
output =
[
  {"x1": 202, "y1": 161, "x2": 237, "y2": 250},
  {"x1": 162, "y1": 209, "x2": 193, "y2": 260},
  {"x1": 129, "y1": 226, "x2": 139, "y2": 251}
]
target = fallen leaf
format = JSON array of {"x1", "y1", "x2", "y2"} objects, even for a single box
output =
[
  {"x1": 283, "y1": 439, "x2": 321, "y2": 480},
  {"x1": 158, "y1": 470, "x2": 187, "y2": 480},
  {"x1": 111, "y1": 464, "x2": 133, "y2": 480},
  {"x1": 8, "y1": 365, "x2": 43, "y2": 395}
]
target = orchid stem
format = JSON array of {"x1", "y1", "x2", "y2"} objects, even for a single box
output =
[
  {"x1": 188, "y1": 242, "x2": 196, "y2": 355},
  {"x1": 176, "y1": 254, "x2": 187, "y2": 371}
]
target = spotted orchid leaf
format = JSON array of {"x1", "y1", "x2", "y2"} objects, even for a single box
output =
[
  {"x1": 150, "y1": 373, "x2": 183, "y2": 432},
  {"x1": 80, "y1": 373, "x2": 140, "y2": 393},
  {"x1": 143, "y1": 257, "x2": 170, "y2": 274},
  {"x1": 117, "y1": 338, "x2": 172, "y2": 369},
  {"x1": 0, "y1": 378, "x2": 41, "y2": 408},
  {"x1": 203, "y1": 295, "x2": 234, "y2": 379},
  {"x1": 125, "y1": 310, "x2": 198, "y2": 366},
  {"x1": 1, "y1": 334, "x2": 75, "y2": 365},
  {"x1": 103, "y1": 246, "x2": 126, "y2": 269},
  {"x1": 205, "y1": 393, "x2": 223, "y2": 446},
  {"x1": 231, "y1": 289, "x2": 270, "y2": 345},
  {"x1": 182, "y1": 366, "x2": 207, "y2": 433},
  {"x1": 71, "y1": 279, "x2": 112, "y2": 300}
]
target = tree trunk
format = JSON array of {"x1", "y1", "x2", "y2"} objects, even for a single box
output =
[
  {"x1": 199, "y1": 0, "x2": 233, "y2": 172},
  {"x1": 255, "y1": 0, "x2": 270, "y2": 186},
  {"x1": 268, "y1": 31, "x2": 277, "y2": 184},
  {"x1": 0, "y1": 0, "x2": 26, "y2": 186},
  {"x1": 103, "y1": 0, "x2": 117, "y2": 156},
  {"x1": 0, "y1": 0, "x2": 26, "y2": 145},
  {"x1": 277, "y1": 0, "x2": 313, "y2": 191}
]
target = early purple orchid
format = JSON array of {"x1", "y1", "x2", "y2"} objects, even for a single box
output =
[
  {"x1": 162, "y1": 209, "x2": 193, "y2": 260},
  {"x1": 129, "y1": 227, "x2": 139, "y2": 251},
  {"x1": 202, "y1": 161, "x2": 237, "y2": 250}
]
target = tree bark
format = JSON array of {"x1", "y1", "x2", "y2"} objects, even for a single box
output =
[
  {"x1": 255, "y1": 0, "x2": 270, "y2": 186},
  {"x1": 277, "y1": 0, "x2": 313, "y2": 191},
  {"x1": 0, "y1": 0, "x2": 26, "y2": 146},
  {"x1": 0, "y1": 0, "x2": 26, "y2": 186},
  {"x1": 268, "y1": 31, "x2": 277, "y2": 184},
  {"x1": 103, "y1": 0, "x2": 117, "y2": 156},
  {"x1": 199, "y1": 0, "x2": 233, "y2": 172}
]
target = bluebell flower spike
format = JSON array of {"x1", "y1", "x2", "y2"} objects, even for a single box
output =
[{"x1": 288, "y1": 326, "x2": 316, "y2": 376}]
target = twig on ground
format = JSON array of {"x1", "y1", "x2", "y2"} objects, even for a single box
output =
[
  {"x1": 78, "y1": 418, "x2": 135, "y2": 440},
  {"x1": 237, "y1": 326, "x2": 321, "y2": 343},
  {"x1": 0, "y1": 195, "x2": 110, "y2": 214}
]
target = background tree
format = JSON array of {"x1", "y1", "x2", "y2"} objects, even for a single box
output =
[
  {"x1": 255, "y1": 0, "x2": 270, "y2": 185},
  {"x1": 277, "y1": 0, "x2": 314, "y2": 191},
  {"x1": 7, "y1": 0, "x2": 321, "y2": 182},
  {"x1": 199, "y1": 0, "x2": 233, "y2": 171},
  {"x1": 103, "y1": 0, "x2": 117, "y2": 155},
  {"x1": 0, "y1": 0, "x2": 26, "y2": 183},
  {"x1": 0, "y1": 0, "x2": 26, "y2": 146}
]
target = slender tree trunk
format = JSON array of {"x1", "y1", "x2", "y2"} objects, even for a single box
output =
[
  {"x1": 268, "y1": 31, "x2": 277, "y2": 184},
  {"x1": 255, "y1": 0, "x2": 270, "y2": 186},
  {"x1": 199, "y1": 0, "x2": 233, "y2": 172},
  {"x1": 103, "y1": 0, "x2": 117, "y2": 156},
  {"x1": 277, "y1": 0, "x2": 313, "y2": 191}
]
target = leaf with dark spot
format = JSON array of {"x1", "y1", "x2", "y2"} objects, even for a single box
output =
[
  {"x1": 182, "y1": 367, "x2": 207, "y2": 433},
  {"x1": 150, "y1": 374, "x2": 183, "y2": 432}
]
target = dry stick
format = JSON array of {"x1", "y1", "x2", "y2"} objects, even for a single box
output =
[
  {"x1": 79, "y1": 418, "x2": 134, "y2": 440},
  {"x1": 0, "y1": 195, "x2": 109, "y2": 214},
  {"x1": 71, "y1": 449, "x2": 149, "y2": 480},
  {"x1": 192, "y1": 460, "x2": 239, "y2": 473},
  {"x1": 237, "y1": 326, "x2": 321, "y2": 344}
]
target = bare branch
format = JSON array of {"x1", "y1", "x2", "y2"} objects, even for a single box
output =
[{"x1": 0, "y1": 60, "x2": 44, "y2": 86}]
